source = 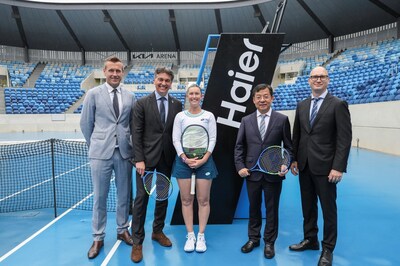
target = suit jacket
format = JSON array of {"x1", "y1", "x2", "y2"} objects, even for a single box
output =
[
  {"x1": 292, "y1": 92, "x2": 352, "y2": 175},
  {"x1": 234, "y1": 110, "x2": 292, "y2": 182},
  {"x1": 80, "y1": 84, "x2": 136, "y2": 160},
  {"x1": 132, "y1": 91, "x2": 182, "y2": 168}
]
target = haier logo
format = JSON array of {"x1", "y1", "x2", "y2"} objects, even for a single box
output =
[{"x1": 217, "y1": 38, "x2": 263, "y2": 128}]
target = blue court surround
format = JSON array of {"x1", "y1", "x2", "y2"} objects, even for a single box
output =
[{"x1": 1, "y1": 148, "x2": 400, "y2": 266}]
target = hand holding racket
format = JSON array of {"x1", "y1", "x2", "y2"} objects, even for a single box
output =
[
  {"x1": 248, "y1": 142, "x2": 291, "y2": 176},
  {"x1": 181, "y1": 125, "x2": 209, "y2": 195},
  {"x1": 142, "y1": 171, "x2": 173, "y2": 201}
]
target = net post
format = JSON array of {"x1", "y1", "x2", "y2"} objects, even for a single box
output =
[{"x1": 50, "y1": 138, "x2": 58, "y2": 218}]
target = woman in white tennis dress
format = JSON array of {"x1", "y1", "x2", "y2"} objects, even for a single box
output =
[{"x1": 172, "y1": 84, "x2": 218, "y2": 253}]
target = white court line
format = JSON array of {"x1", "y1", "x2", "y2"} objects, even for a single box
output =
[
  {"x1": 0, "y1": 175, "x2": 117, "y2": 263},
  {"x1": 0, "y1": 162, "x2": 90, "y2": 202},
  {"x1": 0, "y1": 192, "x2": 93, "y2": 263},
  {"x1": 101, "y1": 221, "x2": 132, "y2": 266},
  {"x1": 101, "y1": 240, "x2": 122, "y2": 266}
]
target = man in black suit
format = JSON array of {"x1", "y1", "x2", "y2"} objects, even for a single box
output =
[
  {"x1": 130, "y1": 67, "x2": 182, "y2": 263},
  {"x1": 234, "y1": 84, "x2": 292, "y2": 259},
  {"x1": 289, "y1": 66, "x2": 352, "y2": 266}
]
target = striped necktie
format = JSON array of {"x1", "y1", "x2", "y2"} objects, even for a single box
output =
[
  {"x1": 310, "y1": 97, "x2": 322, "y2": 127},
  {"x1": 259, "y1": 114, "x2": 266, "y2": 140}
]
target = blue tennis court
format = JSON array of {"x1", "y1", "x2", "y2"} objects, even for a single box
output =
[{"x1": 1, "y1": 145, "x2": 399, "y2": 266}]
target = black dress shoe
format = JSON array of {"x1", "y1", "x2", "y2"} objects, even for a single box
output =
[
  {"x1": 264, "y1": 243, "x2": 275, "y2": 259},
  {"x1": 289, "y1": 239, "x2": 319, "y2": 251},
  {"x1": 318, "y1": 249, "x2": 333, "y2": 266},
  {"x1": 88, "y1": 240, "x2": 104, "y2": 259},
  {"x1": 117, "y1": 231, "x2": 134, "y2": 246},
  {"x1": 241, "y1": 240, "x2": 260, "y2": 253}
]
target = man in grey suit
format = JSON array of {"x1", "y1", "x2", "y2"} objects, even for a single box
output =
[
  {"x1": 130, "y1": 67, "x2": 182, "y2": 263},
  {"x1": 80, "y1": 56, "x2": 136, "y2": 259},
  {"x1": 289, "y1": 66, "x2": 352, "y2": 266},
  {"x1": 235, "y1": 84, "x2": 292, "y2": 260}
]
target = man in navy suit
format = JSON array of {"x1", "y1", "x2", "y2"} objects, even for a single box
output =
[
  {"x1": 289, "y1": 66, "x2": 352, "y2": 266},
  {"x1": 130, "y1": 67, "x2": 182, "y2": 263},
  {"x1": 80, "y1": 56, "x2": 136, "y2": 259},
  {"x1": 234, "y1": 83, "x2": 292, "y2": 259}
]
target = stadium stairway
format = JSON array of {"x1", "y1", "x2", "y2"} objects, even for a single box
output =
[
  {"x1": 22, "y1": 62, "x2": 46, "y2": 88},
  {"x1": 0, "y1": 87, "x2": 5, "y2": 114},
  {"x1": 123, "y1": 64, "x2": 133, "y2": 80},
  {"x1": 66, "y1": 95, "x2": 84, "y2": 114},
  {"x1": 322, "y1": 49, "x2": 345, "y2": 67}
]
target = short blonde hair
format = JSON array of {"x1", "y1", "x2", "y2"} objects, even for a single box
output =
[{"x1": 103, "y1": 56, "x2": 123, "y2": 69}]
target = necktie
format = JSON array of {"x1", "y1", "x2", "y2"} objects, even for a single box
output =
[
  {"x1": 159, "y1": 97, "x2": 166, "y2": 125},
  {"x1": 310, "y1": 97, "x2": 321, "y2": 127},
  {"x1": 259, "y1": 114, "x2": 266, "y2": 140},
  {"x1": 112, "y1": 89, "x2": 119, "y2": 118}
]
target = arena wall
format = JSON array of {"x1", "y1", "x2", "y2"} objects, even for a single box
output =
[{"x1": 1, "y1": 101, "x2": 399, "y2": 155}]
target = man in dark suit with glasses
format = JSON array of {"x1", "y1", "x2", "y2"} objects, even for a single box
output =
[{"x1": 289, "y1": 66, "x2": 352, "y2": 266}]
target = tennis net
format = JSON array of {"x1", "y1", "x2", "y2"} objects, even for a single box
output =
[{"x1": 0, "y1": 139, "x2": 117, "y2": 214}]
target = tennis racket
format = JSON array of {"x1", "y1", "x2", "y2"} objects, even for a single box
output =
[
  {"x1": 248, "y1": 142, "x2": 291, "y2": 175},
  {"x1": 142, "y1": 171, "x2": 173, "y2": 201},
  {"x1": 181, "y1": 124, "x2": 209, "y2": 195}
]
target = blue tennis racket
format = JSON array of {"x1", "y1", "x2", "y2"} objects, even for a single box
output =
[{"x1": 248, "y1": 142, "x2": 291, "y2": 175}]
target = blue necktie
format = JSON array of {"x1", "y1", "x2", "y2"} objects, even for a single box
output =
[
  {"x1": 159, "y1": 97, "x2": 166, "y2": 125},
  {"x1": 259, "y1": 114, "x2": 266, "y2": 140},
  {"x1": 310, "y1": 97, "x2": 321, "y2": 127}
]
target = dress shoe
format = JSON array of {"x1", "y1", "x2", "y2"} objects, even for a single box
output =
[
  {"x1": 264, "y1": 243, "x2": 275, "y2": 259},
  {"x1": 318, "y1": 249, "x2": 333, "y2": 266},
  {"x1": 241, "y1": 240, "x2": 260, "y2": 253},
  {"x1": 131, "y1": 244, "x2": 143, "y2": 263},
  {"x1": 117, "y1": 231, "x2": 134, "y2": 246},
  {"x1": 289, "y1": 239, "x2": 319, "y2": 251},
  {"x1": 152, "y1": 232, "x2": 172, "y2": 247},
  {"x1": 87, "y1": 240, "x2": 103, "y2": 259}
]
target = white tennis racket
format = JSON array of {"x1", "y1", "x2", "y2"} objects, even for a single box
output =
[{"x1": 181, "y1": 124, "x2": 209, "y2": 195}]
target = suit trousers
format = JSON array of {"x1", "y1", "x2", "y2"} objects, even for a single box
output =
[
  {"x1": 90, "y1": 148, "x2": 132, "y2": 241},
  {"x1": 131, "y1": 152, "x2": 171, "y2": 245},
  {"x1": 246, "y1": 178, "x2": 282, "y2": 244},
  {"x1": 299, "y1": 164, "x2": 337, "y2": 251}
]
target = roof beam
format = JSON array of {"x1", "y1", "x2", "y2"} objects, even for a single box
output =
[
  {"x1": 296, "y1": 0, "x2": 332, "y2": 37},
  {"x1": 56, "y1": 10, "x2": 84, "y2": 51},
  {"x1": 2, "y1": 0, "x2": 277, "y2": 11},
  {"x1": 214, "y1": 9, "x2": 223, "y2": 33},
  {"x1": 102, "y1": 10, "x2": 131, "y2": 51},
  {"x1": 368, "y1": 0, "x2": 400, "y2": 18},
  {"x1": 169, "y1": 9, "x2": 181, "y2": 51},
  {"x1": 253, "y1": 4, "x2": 267, "y2": 28},
  {"x1": 11, "y1": 5, "x2": 28, "y2": 48}
]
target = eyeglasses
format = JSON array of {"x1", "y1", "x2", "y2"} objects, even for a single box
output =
[
  {"x1": 254, "y1": 95, "x2": 271, "y2": 101},
  {"x1": 310, "y1": 75, "x2": 329, "y2": 81}
]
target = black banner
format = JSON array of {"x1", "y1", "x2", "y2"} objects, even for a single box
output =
[{"x1": 171, "y1": 33, "x2": 284, "y2": 224}]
